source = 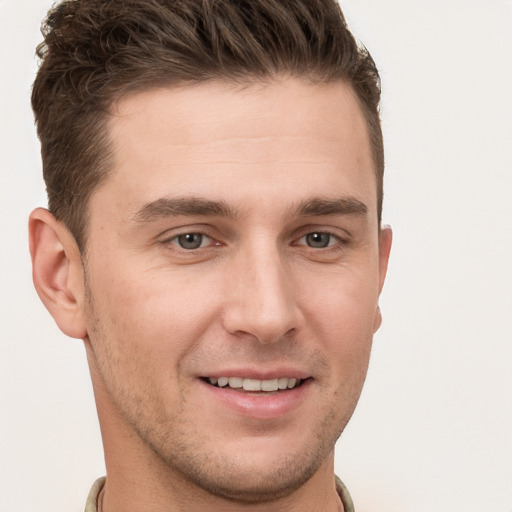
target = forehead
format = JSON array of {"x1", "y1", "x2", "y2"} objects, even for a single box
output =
[
  {"x1": 93, "y1": 78, "x2": 376, "y2": 222},
  {"x1": 109, "y1": 78, "x2": 370, "y2": 158}
]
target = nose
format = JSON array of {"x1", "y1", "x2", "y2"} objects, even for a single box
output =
[{"x1": 221, "y1": 241, "x2": 301, "y2": 344}]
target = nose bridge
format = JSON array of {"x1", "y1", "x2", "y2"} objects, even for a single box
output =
[{"x1": 223, "y1": 237, "x2": 299, "y2": 344}]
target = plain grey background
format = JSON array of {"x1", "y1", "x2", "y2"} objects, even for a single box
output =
[{"x1": 1, "y1": 1, "x2": 511, "y2": 510}]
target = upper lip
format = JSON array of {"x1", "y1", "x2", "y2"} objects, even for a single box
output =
[{"x1": 200, "y1": 368, "x2": 311, "y2": 380}]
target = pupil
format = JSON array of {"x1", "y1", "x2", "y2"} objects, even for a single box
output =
[
  {"x1": 306, "y1": 232, "x2": 330, "y2": 248},
  {"x1": 178, "y1": 233, "x2": 202, "y2": 249}
]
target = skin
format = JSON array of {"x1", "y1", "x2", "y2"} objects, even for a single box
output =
[{"x1": 30, "y1": 78, "x2": 392, "y2": 512}]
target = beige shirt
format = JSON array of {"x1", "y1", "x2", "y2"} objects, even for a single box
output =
[{"x1": 85, "y1": 475, "x2": 355, "y2": 512}]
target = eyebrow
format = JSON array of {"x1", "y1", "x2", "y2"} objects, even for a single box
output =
[
  {"x1": 133, "y1": 197, "x2": 239, "y2": 222},
  {"x1": 291, "y1": 196, "x2": 368, "y2": 218},
  {"x1": 133, "y1": 195, "x2": 368, "y2": 223}
]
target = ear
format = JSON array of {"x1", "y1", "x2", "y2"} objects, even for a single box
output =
[
  {"x1": 373, "y1": 224, "x2": 393, "y2": 332},
  {"x1": 29, "y1": 208, "x2": 87, "y2": 339}
]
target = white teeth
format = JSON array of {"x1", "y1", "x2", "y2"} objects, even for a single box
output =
[
  {"x1": 243, "y1": 379, "x2": 261, "y2": 391},
  {"x1": 261, "y1": 379, "x2": 279, "y2": 392},
  {"x1": 217, "y1": 377, "x2": 229, "y2": 388},
  {"x1": 208, "y1": 376, "x2": 302, "y2": 391},
  {"x1": 228, "y1": 377, "x2": 243, "y2": 388}
]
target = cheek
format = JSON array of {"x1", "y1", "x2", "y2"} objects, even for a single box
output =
[
  {"x1": 303, "y1": 264, "x2": 379, "y2": 325},
  {"x1": 302, "y1": 270, "x2": 378, "y2": 367},
  {"x1": 86, "y1": 260, "x2": 220, "y2": 367}
]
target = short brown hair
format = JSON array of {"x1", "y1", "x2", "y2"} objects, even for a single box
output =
[{"x1": 32, "y1": 0, "x2": 383, "y2": 250}]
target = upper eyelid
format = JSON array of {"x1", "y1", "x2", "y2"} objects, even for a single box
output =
[
  {"x1": 156, "y1": 225, "x2": 216, "y2": 241},
  {"x1": 155, "y1": 225, "x2": 351, "y2": 244},
  {"x1": 294, "y1": 231, "x2": 344, "y2": 247},
  {"x1": 292, "y1": 225, "x2": 352, "y2": 241},
  {"x1": 164, "y1": 232, "x2": 217, "y2": 248},
  {"x1": 168, "y1": 232, "x2": 212, "y2": 242},
  {"x1": 161, "y1": 232, "x2": 220, "y2": 254},
  {"x1": 299, "y1": 230, "x2": 340, "y2": 238}
]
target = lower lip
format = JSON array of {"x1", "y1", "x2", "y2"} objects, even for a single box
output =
[{"x1": 200, "y1": 379, "x2": 312, "y2": 420}]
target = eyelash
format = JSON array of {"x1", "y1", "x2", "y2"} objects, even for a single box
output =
[
  {"x1": 162, "y1": 230, "x2": 218, "y2": 251},
  {"x1": 161, "y1": 229, "x2": 348, "y2": 254},
  {"x1": 294, "y1": 231, "x2": 346, "y2": 249}
]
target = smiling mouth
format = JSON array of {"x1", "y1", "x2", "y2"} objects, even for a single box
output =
[{"x1": 203, "y1": 376, "x2": 307, "y2": 392}]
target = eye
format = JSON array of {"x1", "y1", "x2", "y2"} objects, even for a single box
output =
[
  {"x1": 170, "y1": 233, "x2": 212, "y2": 250},
  {"x1": 299, "y1": 232, "x2": 339, "y2": 248}
]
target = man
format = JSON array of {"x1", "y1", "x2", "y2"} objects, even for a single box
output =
[{"x1": 29, "y1": 0, "x2": 391, "y2": 510}]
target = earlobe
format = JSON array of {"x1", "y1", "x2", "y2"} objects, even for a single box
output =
[
  {"x1": 373, "y1": 305, "x2": 382, "y2": 332},
  {"x1": 29, "y1": 208, "x2": 87, "y2": 339},
  {"x1": 373, "y1": 225, "x2": 392, "y2": 333}
]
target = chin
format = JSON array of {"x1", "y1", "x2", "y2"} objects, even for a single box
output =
[
  {"x1": 152, "y1": 418, "x2": 343, "y2": 504},
  {"x1": 178, "y1": 451, "x2": 323, "y2": 504}
]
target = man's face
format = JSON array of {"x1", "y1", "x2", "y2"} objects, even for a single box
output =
[{"x1": 81, "y1": 79, "x2": 390, "y2": 501}]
